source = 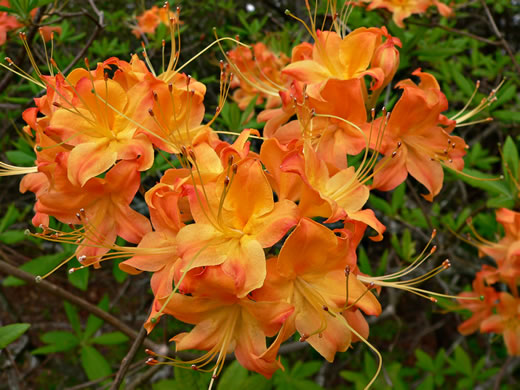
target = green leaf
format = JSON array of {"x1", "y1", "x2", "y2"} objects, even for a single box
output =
[
  {"x1": 3, "y1": 253, "x2": 67, "y2": 287},
  {"x1": 0, "y1": 230, "x2": 27, "y2": 244},
  {"x1": 84, "y1": 295, "x2": 109, "y2": 340},
  {"x1": 112, "y1": 259, "x2": 128, "y2": 283},
  {"x1": 242, "y1": 374, "x2": 271, "y2": 390},
  {"x1": 358, "y1": 247, "x2": 373, "y2": 275},
  {"x1": 502, "y1": 136, "x2": 519, "y2": 184},
  {"x1": 80, "y1": 345, "x2": 112, "y2": 381},
  {"x1": 0, "y1": 204, "x2": 20, "y2": 233},
  {"x1": 64, "y1": 302, "x2": 82, "y2": 337},
  {"x1": 447, "y1": 167, "x2": 509, "y2": 196},
  {"x1": 291, "y1": 361, "x2": 321, "y2": 379},
  {"x1": 68, "y1": 257, "x2": 89, "y2": 291},
  {"x1": 6, "y1": 150, "x2": 35, "y2": 166},
  {"x1": 453, "y1": 346, "x2": 472, "y2": 377},
  {"x1": 217, "y1": 360, "x2": 248, "y2": 390},
  {"x1": 32, "y1": 331, "x2": 79, "y2": 354},
  {"x1": 415, "y1": 349, "x2": 435, "y2": 371},
  {"x1": 391, "y1": 182, "x2": 406, "y2": 213},
  {"x1": 0, "y1": 323, "x2": 30, "y2": 349},
  {"x1": 91, "y1": 332, "x2": 129, "y2": 345},
  {"x1": 369, "y1": 194, "x2": 393, "y2": 216},
  {"x1": 416, "y1": 374, "x2": 434, "y2": 390},
  {"x1": 493, "y1": 110, "x2": 520, "y2": 123},
  {"x1": 451, "y1": 67, "x2": 475, "y2": 98}
]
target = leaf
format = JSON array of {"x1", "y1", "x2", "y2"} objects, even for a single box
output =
[
  {"x1": 391, "y1": 182, "x2": 406, "y2": 213},
  {"x1": 416, "y1": 374, "x2": 434, "y2": 390},
  {"x1": 83, "y1": 295, "x2": 109, "y2": 340},
  {"x1": 0, "y1": 204, "x2": 20, "y2": 233},
  {"x1": 291, "y1": 361, "x2": 321, "y2": 379},
  {"x1": 64, "y1": 302, "x2": 82, "y2": 337},
  {"x1": 451, "y1": 67, "x2": 475, "y2": 98},
  {"x1": 91, "y1": 332, "x2": 129, "y2": 345},
  {"x1": 5, "y1": 150, "x2": 36, "y2": 166},
  {"x1": 358, "y1": 247, "x2": 373, "y2": 275},
  {"x1": 32, "y1": 331, "x2": 79, "y2": 354},
  {"x1": 447, "y1": 167, "x2": 509, "y2": 196},
  {"x1": 369, "y1": 194, "x2": 393, "y2": 216},
  {"x1": 242, "y1": 374, "x2": 271, "y2": 390},
  {"x1": 502, "y1": 136, "x2": 519, "y2": 184},
  {"x1": 80, "y1": 345, "x2": 112, "y2": 381},
  {"x1": 453, "y1": 346, "x2": 472, "y2": 377},
  {"x1": 112, "y1": 259, "x2": 128, "y2": 283},
  {"x1": 493, "y1": 110, "x2": 520, "y2": 123},
  {"x1": 217, "y1": 360, "x2": 248, "y2": 390},
  {"x1": 0, "y1": 230, "x2": 27, "y2": 244},
  {"x1": 415, "y1": 349, "x2": 435, "y2": 371},
  {"x1": 3, "y1": 253, "x2": 67, "y2": 287},
  {"x1": 68, "y1": 257, "x2": 89, "y2": 291},
  {"x1": 0, "y1": 323, "x2": 30, "y2": 349}
]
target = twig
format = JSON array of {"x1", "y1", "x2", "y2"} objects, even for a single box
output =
[
  {"x1": 406, "y1": 179, "x2": 435, "y2": 232},
  {"x1": 0, "y1": 258, "x2": 163, "y2": 352},
  {"x1": 62, "y1": 1, "x2": 105, "y2": 75},
  {"x1": 110, "y1": 323, "x2": 148, "y2": 390},
  {"x1": 479, "y1": 0, "x2": 520, "y2": 74},
  {"x1": 125, "y1": 363, "x2": 164, "y2": 390}
]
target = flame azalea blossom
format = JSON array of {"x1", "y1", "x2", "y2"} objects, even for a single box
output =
[
  {"x1": 47, "y1": 72, "x2": 154, "y2": 187},
  {"x1": 228, "y1": 42, "x2": 289, "y2": 110},
  {"x1": 175, "y1": 158, "x2": 299, "y2": 298},
  {"x1": 282, "y1": 27, "x2": 397, "y2": 100},
  {"x1": 480, "y1": 292, "x2": 520, "y2": 356},
  {"x1": 258, "y1": 218, "x2": 381, "y2": 361},
  {"x1": 371, "y1": 69, "x2": 467, "y2": 201},
  {"x1": 363, "y1": 0, "x2": 453, "y2": 28},
  {"x1": 281, "y1": 142, "x2": 385, "y2": 240},
  {"x1": 33, "y1": 155, "x2": 151, "y2": 264},
  {"x1": 158, "y1": 272, "x2": 294, "y2": 378},
  {"x1": 457, "y1": 271, "x2": 500, "y2": 335},
  {"x1": 478, "y1": 208, "x2": 520, "y2": 294},
  {"x1": 0, "y1": 1, "x2": 21, "y2": 45}
]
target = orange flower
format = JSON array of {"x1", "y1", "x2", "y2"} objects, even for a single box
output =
[
  {"x1": 258, "y1": 218, "x2": 381, "y2": 361},
  {"x1": 481, "y1": 292, "x2": 520, "y2": 356},
  {"x1": 33, "y1": 154, "x2": 151, "y2": 265},
  {"x1": 364, "y1": 1, "x2": 453, "y2": 28},
  {"x1": 175, "y1": 158, "x2": 298, "y2": 298},
  {"x1": 0, "y1": 1, "x2": 21, "y2": 45},
  {"x1": 371, "y1": 69, "x2": 466, "y2": 201},
  {"x1": 282, "y1": 27, "x2": 393, "y2": 99},
  {"x1": 457, "y1": 271, "x2": 499, "y2": 335},
  {"x1": 478, "y1": 208, "x2": 520, "y2": 294},
  {"x1": 47, "y1": 70, "x2": 154, "y2": 186},
  {"x1": 228, "y1": 42, "x2": 290, "y2": 110}
]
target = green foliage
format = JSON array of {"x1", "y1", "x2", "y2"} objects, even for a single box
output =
[{"x1": 0, "y1": 323, "x2": 30, "y2": 349}]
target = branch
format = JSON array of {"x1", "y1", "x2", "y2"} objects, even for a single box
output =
[
  {"x1": 0, "y1": 258, "x2": 163, "y2": 353},
  {"x1": 479, "y1": 0, "x2": 520, "y2": 74},
  {"x1": 110, "y1": 323, "x2": 148, "y2": 390},
  {"x1": 406, "y1": 20, "x2": 500, "y2": 46},
  {"x1": 62, "y1": 1, "x2": 105, "y2": 75}
]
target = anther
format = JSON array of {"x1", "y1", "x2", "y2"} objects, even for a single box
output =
[
  {"x1": 212, "y1": 375, "x2": 218, "y2": 379},
  {"x1": 153, "y1": 91, "x2": 158, "y2": 101},
  {"x1": 78, "y1": 255, "x2": 87, "y2": 263},
  {"x1": 397, "y1": 141, "x2": 402, "y2": 148},
  {"x1": 479, "y1": 295, "x2": 485, "y2": 301},
  {"x1": 227, "y1": 154, "x2": 234, "y2": 166},
  {"x1": 392, "y1": 151, "x2": 397, "y2": 158},
  {"x1": 145, "y1": 349, "x2": 157, "y2": 356},
  {"x1": 84, "y1": 58, "x2": 90, "y2": 68},
  {"x1": 68, "y1": 268, "x2": 76, "y2": 274},
  {"x1": 442, "y1": 259, "x2": 451, "y2": 269},
  {"x1": 232, "y1": 164, "x2": 238, "y2": 174},
  {"x1": 299, "y1": 333, "x2": 308, "y2": 342},
  {"x1": 224, "y1": 176, "x2": 230, "y2": 186},
  {"x1": 35, "y1": 275, "x2": 42, "y2": 283},
  {"x1": 191, "y1": 364, "x2": 198, "y2": 370},
  {"x1": 168, "y1": 83, "x2": 173, "y2": 93},
  {"x1": 344, "y1": 265, "x2": 351, "y2": 276},
  {"x1": 431, "y1": 229, "x2": 437, "y2": 239},
  {"x1": 429, "y1": 297, "x2": 438, "y2": 303},
  {"x1": 148, "y1": 108, "x2": 155, "y2": 117},
  {"x1": 322, "y1": 305, "x2": 329, "y2": 312},
  {"x1": 5, "y1": 57, "x2": 13, "y2": 65},
  {"x1": 430, "y1": 245, "x2": 437, "y2": 254},
  {"x1": 188, "y1": 150, "x2": 196, "y2": 162},
  {"x1": 53, "y1": 102, "x2": 62, "y2": 108},
  {"x1": 24, "y1": 229, "x2": 31, "y2": 236},
  {"x1": 146, "y1": 358, "x2": 159, "y2": 366}
]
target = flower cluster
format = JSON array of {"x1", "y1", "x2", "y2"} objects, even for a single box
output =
[
  {"x1": 457, "y1": 209, "x2": 520, "y2": 356},
  {"x1": 131, "y1": 4, "x2": 179, "y2": 38},
  {"x1": 1, "y1": 1, "x2": 488, "y2": 387},
  {"x1": 361, "y1": 0, "x2": 453, "y2": 27}
]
